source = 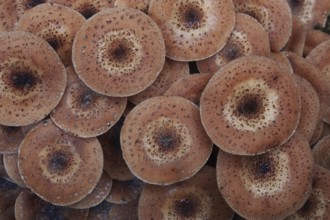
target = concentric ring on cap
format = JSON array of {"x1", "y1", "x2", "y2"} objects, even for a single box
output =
[
  {"x1": 200, "y1": 55, "x2": 300, "y2": 155},
  {"x1": 72, "y1": 8, "x2": 165, "y2": 97},
  {"x1": 121, "y1": 96, "x2": 212, "y2": 185},
  {"x1": 148, "y1": 0, "x2": 235, "y2": 61},
  {"x1": 0, "y1": 31, "x2": 66, "y2": 126},
  {"x1": 18, "y1": 119, "x2": 103, "y2": 206}
]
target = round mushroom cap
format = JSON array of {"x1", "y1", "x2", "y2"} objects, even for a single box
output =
[
  {"x1": 18, "y1": 119, "x2": 104, "y2": 206},
  {"x1": 304, "y1": 29, "x2": 330, "y2": 56},
  {"x1": 115, "y1": 0, "x2": 150, "y2": 13},
  {"x1": 49, "y1": 0, "x2": 115, "y2": 19},
  {"x1": 14, "y1": 190, "x2": 89, "y2": 220},
  {"x1": 3, "y1": 154, "x2": 26, "y2": 187},
  {"x1": 15, "y1": 3, "x2": 86, "y2": 66},
  {"x1": 148, "y1": 0, "x2": 235, "y2": 61},
  {"x1": 200, "y1": 55, "x2": 300, "y2": 155},
  {"x1": 109, "y1": 198, "x2": 139, "y2": 219},
  {"x1": 69, "y1": 172, "x2": 112, "y2": 209},
  {"x1": 233, "y1": 0, "x2": 292, "y2": 52},
  {"x1": 121, "y1": 96, "x2": 213, "y2": 185},
  {"x1": 197, "y1": 13, "x2": 271, "y2": 73},
  {"x1": 72, "y1": 8, "x2": 165, "y2": 97},
  {"x1": 0, "y1": 126, "x2": 24, "y2": 154},
  {"x1": 283, "y1": 16, "x2": 306, "y2": 56},
  {"x1": 138, "y1": 166, "x2": 234, "y2": 219},
  {"x1": 0, "y1": 31, "x2": 66, "y2": 126},
  {"x1": 129, "y1": 58, "x2": 189, "y2": 105},
  {"x1": 313, "y1": 135, "x2": 330, "y2": 169},
  {"x1": 217, "y1": 133, "x2": 314, "y2": 220},
  {"x1": 287, "y1": 165, "x2": 330, "y2": 219},
  {"x1": 51, "y1": 66, "x2": 127, "y2": 138}
]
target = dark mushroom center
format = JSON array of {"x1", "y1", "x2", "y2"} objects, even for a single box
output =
[
  {"x1": 108, "y1": 39, "x2": 134, "y2": 65},
  {"x1": 250, "y1": 155, "x2": 275, "y2": 180},
  {"x1": 49, "y1": 151, "x2": 70, "y2": 171},
  {"x1": 174, "y1": 195, "x2": 199, "y2": 218},
  {"x1": 236, "y1": 94, "x2": 263, "y2": 119},
  {"x1": 26, "y1": 0, "x2": 45, "y2": 8},
  {"x1": 180, "y1": 4, "x2": 204, "y2": 29},
  {"x1": 78, "y1": 4, "x2": 98, "y2": 19},
  {"x1": 153, "y1": 128, "x2": 181, "y2": 152},
  {"x1": 10, "y1": 71, "x2": 37, "y2": 92},
  {"x1": 224, "y1": 43, "x2": 242, "y2": 60}
]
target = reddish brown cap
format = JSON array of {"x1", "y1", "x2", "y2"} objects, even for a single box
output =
[
  {"x1": 72, "y1": 8, "x2": 165, "y2": 97},
  {"x1": 233, "y1": 0, "x2": 292, "y2": 51},
  {"x1": 18, "y1": 119, "x2": 104, "y2": 206},
  {"x1": 197, "y1": 13, "x2": 270, "y2": 73},
  {"x1": 51, "y1": 66, "x2": 127, "y2": 138},
  {"x1": 0, "y1": 31, "x2": 66, "y2": 126},
  {"x1": 138, "y1": 166, "x2": 234, "y2": 219},
  {"x1": 0, "y1": 126, "x2": 24, "y2": 154},
  {"x1": 105, "y1": 178, "x2": 143, "y2": 204},
  {"x1": 269, "y1": 52, "x2": 294, "y2": 74},
  {"x1": 3, "y1": 154, "x2": 26, "y2": 187},
  {"x1": 200, "y1": 55, "x2": 300, "y2": 155},
  {"x1": 115, "y1": 0, "x2": 150, "y2": 13},
  {"x1": 0, "y1": 1, "x2": 18, "y2": 32},
  {"x1": 121, "y1": 96, "x2": 213, "y2": 185},
  {"x1": 217, "y1": 133, "x2": 314, "y2": 219},
  {"x1": 304, "y1": 29, "x2": 330, "y2": 56},
  {"x1": 148, "y1": 0, "x2": 235, "y2": 61},
  {"x1": 310, "y1": 120, "x2": 325, "y2": 145},
  {"x1": 283, "y1": 16, "x2": 306, "y2": 56}
]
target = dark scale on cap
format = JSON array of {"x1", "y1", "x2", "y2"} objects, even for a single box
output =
[
  {"x1": 180, "y1": 4, "x2": 204, "y2": 30},
  {"x1": 235, "y1": 94, "x2": 264, "y2": 120},
  {"x1": 26, "y1": 0, "x2": 45, "y2": 8},
  {"x1": 174, "y1": 195, "x2": 200, "y2": 218}
]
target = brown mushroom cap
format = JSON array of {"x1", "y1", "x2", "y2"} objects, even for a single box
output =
[
  {"x1": 3, "y1": 154, "x2": 26, "y2": 187},
  {"x1": 15, "y1": 3, "x2": 86, "y2": 66},
  {"x1": 304, "y1": 29, "x2": 330, "y2": 56},
  {"x1": 148, "y1": 0, "x2": 235, "y2": 61},
  {"x1": 49, "y1": 0, "x2": 115, "y2": 19},
  {"x1": 129, "y1": 58, "x2": 189, "y2": 105},
  {"x1": 105, "y1": 177, "x2": 143, "y2": 204},
  {"x1": 72, "y1": 7, "x2": 165, "y2": 97},
  {"x1": 18, "y1": 119, "x2": 104, "y2": 206},
  {"x1": 0, "y1": 31, "x2": 66, "y2": 126},
  {"x1": 138, "y1": 165, "x2": 234, "y2": 219},
  {"x1": 121, "y1": 96, "x2": 213, "y2": 185},
  {"x1": 283, "y1": 16, "x2": 306, "y2": 56},
  {"x1": 197, "y1": 13, "x2": 271, "y2": 73},
  {"x1": 69, "y1": 172, "x2": 112, "y2": 209},
  {"x1": 14, "y1": 190, "x2": 89, "y2": 220},
  {"x1": 16, "y1": 0, "x2": 51, "y2": 18},
  {"x1": 217, "y1": 133, "x2": 314, "y2": 220},
  {"x1": 115, "y1": 0, "x2": 150, "y2": 13},
  {"x1": 0, "y1": 126, "x2": 24, "y2": 154},
  {"x1": 287, "y1": 165, "x2": 330, "y2": 219},
  {"x1": 51, "y1": 66, "x2": 127, "y2": 138},
  {"x1": 269, "y1": 52, "x2": 294, "y2": 74},
  {"x1": 109, "y1": 198, "x2": 139, "y2": 219},
  {"x1": 86, "y1": 201, "x2": 112, "y2": 220},
  {"x1": 310, "y1": 120, "x2": 325, "y2": 145},
  {"x1": 233, "y1": 0, "x2": 292, "y2": 52},
  {"x1": 0, "y1": 1, "x2": 18, "y2": 32},
  {"x1": 200, "y1": 55, "x2": 300, "y2": 155},
  {"x1": 313, "y1": 135, "x2": 330, "y2": 169},
  {"x1": 164, "y1": 73, "x2": 212, "y2": 105}
]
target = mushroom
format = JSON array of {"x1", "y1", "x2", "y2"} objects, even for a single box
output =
[
  {"x1": 310, "y1": 120, "x2": 325, "y2": 145},
  {"x1": 121, "y1": 96, "x2": 212, "y2": 185},
  {"x1": 283, "y1": 16, "x2": 307, "y2": 56},
  {"x1": 304, "y1": 29, "x2": 330, "y2": 56},
  {"x1": 72, "y1": 8, "x2": 165, "y2": 97},
  {"x1": 18, "y1": 119, "x2": 104, "y2": 206},
  {"x1": 148, "y1": 0, "x2": 236, "y2": 61},
  {"x1": 3, "y1": 154, "x2": 26, "y2": 187},
  {"x1": 0, "y1": 126, "x2": 24, "y2": 154},
  {"x1": 200, "y1": 55, "x2": 300, "y2": 155},
  {"x1": 114, "y1": 0, "x2": 150, "y2": 13},
  {"x1": 0, "y1": 1, "x2": 18, "y2": 32},
  {"x1": 313, "y1": 135, "x2": 330, "y2": 169}
]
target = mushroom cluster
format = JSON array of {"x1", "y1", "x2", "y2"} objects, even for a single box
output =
[{"x1": 0, "y1": 0, "x2": 329, "y2": 219}]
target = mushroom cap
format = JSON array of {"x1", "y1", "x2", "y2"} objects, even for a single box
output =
[
  {"x1": 148, "y1": 0, "x2": 235, "y2": 61},
  {"x1": 18, "y1": 119, "x2": 104, "y2": 206},
  {"x1": 269, "y1": 52, "x2": 294, "y2": 74},
  {"x1": 138, "y1": 166, "x2": 234, "y2": 219},
  {"x1": 105, "y1": 177, "x2": 143, "y2": 204},
  {"x1": 129, "y1": 58, "x2": 189, "y2": 105},
  {"x1": 200, "y1": 55, "x2": 300, "y2": 155},
  {"x1": 16, "y1": 0, "x2": 51, "y2": 18},
  {"x1": 313, "y1": 135, "x2": 330, "y2": 169},
  {"x1": 310, "y1": 120, "x2": 325, "y2": 145},
  {"x1": 233, "y1": 0, "x2": 292, "y2": 52},
  {"x1": 114, "y1": 0, "x2": 150, "y2": 13},
  {"x1": 14, "y1": 190, "x2": 89, "y2": 220},
  {"x1": 0, "y1": 126, "x2": 24, "y2": 154},
  {"x1": 109, "y1": 198, "x2": 139, "y2": 219},
  {"x1": 72, "y1": 7, "x2": 165, "y2": 97},
  {"x1": 304, "y1": 29, "x2": 330, "y2": 56},
  {"x1": 51, "y1": 66, "x2": 127, "y2": 138},
  {"x1": 164, "y1": 73, "x2": 212, "y2": 105},
  {"x1": 197, "y1": 13, "x2": 271, "y2": 73},
  {"x1": 0, "y1": 31, "x2": 66, "y2": 126},
  {"x1": 217, "y1": 133, "x2": 314, "y2": 220},
  {"x1": 69, "y1": 172, "x2": 112, "y2": 209},
  {"x1": 0, "y1": 1, "x2": 18, "y2": 32},
  {"x1": 3, "y1": 154, "x2": 26, "y2": 187},
  {"x1": 15, "y1": 3, "x2": 86, "y2": 66},
  {"x1": 283, "y1": 16, "x2": 306, "y2": 56},
  {"x1": 121, "y1": 96, "x2": 213, "y2": 185}
]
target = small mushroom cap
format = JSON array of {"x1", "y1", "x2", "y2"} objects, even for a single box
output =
[
  {"x1": 217, "y1": 133, "x2": 314, "y2": 220},
  {"x1": 0, "y1": 31, "x2": 66, "y2": 126},
  {"x1": 304, "y1": 29, "x2": 330, "y2": 56},
  {"x1": 3, "y1": 154, "x2": 26, "y2": 187},
  {"x1": 121, "y1": 96, "x2": 213, "y2": 185},
  {"x1": 109, "y1": 198, "x2": 139, "y2": 219},
  {"x1": 233, "y1": 0, "x2": 292, "y2": 52},
  {"x1": 105, "y1": 178, "x2": 143, "y2": 204},
  {"x1": 72, "y1": 7, "x2": 165, "y2": 97},
  {"x1": 86, "y1": 201, "x2": 112, "y2": 220},
  {"x1": 129, "y1": 58, "x2": 189, "y2": 105},
  {"x1": 313, "y1": 135, "x2": 330, "y2": 169},
  {"x1": 200, "y1": 55, "x2": 300, "y2": 155},
  {"x1": 197, "y1": 13, "x2": 271, "y2": 73},
  {"x1": 0, "y1": 126, "x2": 24, "y2": 154},
  {"x1": 18, "y1": 119, "x2": 104, "y2": 206},
  {"x1": 69, "y1": 172, "x2": 112, "y2": 209},
  {"x1": 148, "y1": 0, "x2": 235, "y2": 61},
  {"x1": 14, "y1": 190, "x2": 89, "y2": 220},
  {"x1": 51, "y1": 66, "x2": 127, "y2": 138},
  {"x1": 164, "y1": 73, "x2": 212, "y2": 105},
  {"x1": 138, "y1": 166, "x2": 234, "y2": 219},
  {"x1": 283, "y1": 16, "x2": 306, "y2": 56},
  {"x1": 115, "y1": 0, "x2": 150, "y2": 13}
]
